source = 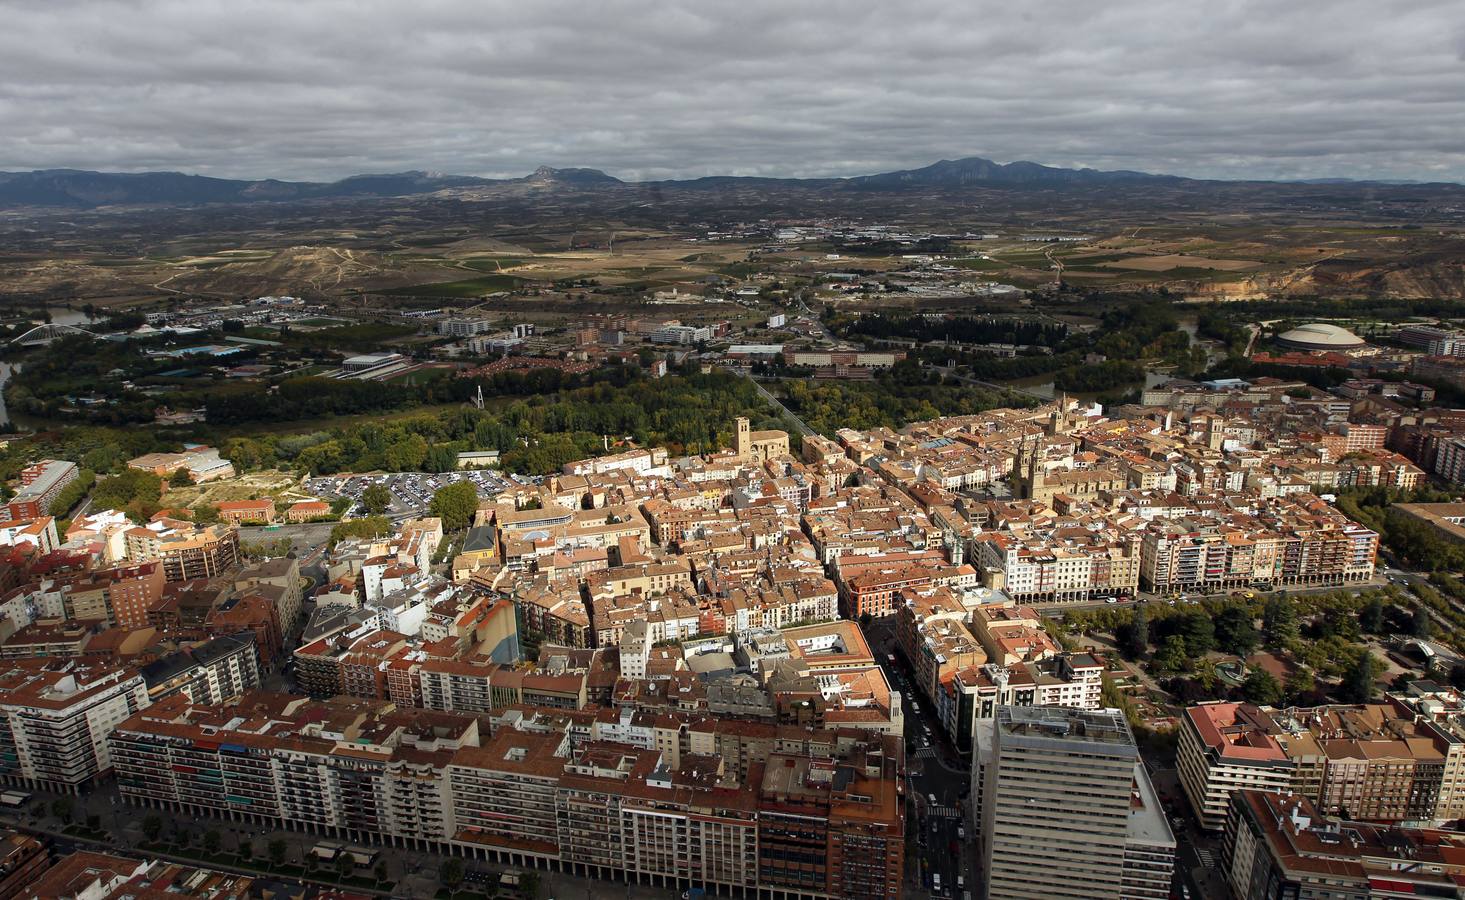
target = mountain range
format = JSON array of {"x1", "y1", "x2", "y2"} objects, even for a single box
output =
[{"x1": 0, "y1": 157, "x2": 1455, "y2": 209}]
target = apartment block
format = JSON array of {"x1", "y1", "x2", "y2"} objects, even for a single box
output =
[
  {"x1": 1396, "y1": 324, "x2": 1465, "y2": 357},
  {"x1": 1140, "y1": 504, "x2": 1376, "y2": 593},
  {"x1": 1, "y1": 460, "x2": 78, "y2": 522},
  {"x1": 123, "y1": 520, "x2": 240, "y2": 582},
  {"x1": 0, "y1": 659, "x2": 150, "y2": 793},
  {"x1": 110, "y1": 692, "x2": 905, "y2": 897},
  {"x1": 1178, "y1": 702, "x2": 1299, "y2": 831},
  {"x1": 1179, "y1": 701, "x2": 1459, "y2": 832},
  {"x1": 1224, "y1": 790, "x2": 1465, "y2": 900},
  {"x1": 139, "y1": 632, "x2": 260, "y2": 706},
  {"x1": 977, "y1": 706, "x2": 1174, "y2": 900}
]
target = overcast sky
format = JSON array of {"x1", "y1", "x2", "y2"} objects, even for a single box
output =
[{"x1": 3, "y1": 0, "x2": 1463, "y2": 183}]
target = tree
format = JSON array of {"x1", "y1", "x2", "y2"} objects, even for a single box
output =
[
  {"x1": 92, "y1": 468, "x2": 163, "y2": 513},
  {"x1": 361, "y1": 484, "x2": 392, "y2": 515},
  {"x1": 1262, "y1": 596, "x2": 1299, "y2": 650},
  {"x1": 1193, "y1": 658, "x2": 1220, "y2": 693},
  {"x1": 81, "y1": 446, "x2": 120, "y2": 473},
  {"x1": 192, "y1": 503, "x2": 220, "y2": 525},
  {"x1": 169, "y1": 466, "x2": 193, "y2": 487},
  {"x1": 1284, "y1": 667, "x2": 1317, "y2": 702},
  {"x1": 1123, "y1": 604, "x2": 1150, "y2": 659},
  {"x1": 238, "y1": 839, "x2": 252, "y2": 860},
  {"x1": 1344, "y1": 652, "x2": 1383, "y2": 704},
  {"x1": 520, "y1": 871, "x2": 540, "y2": 898},
  {"x1": 429, "y1": 480, "x2": 479, "y2": 531},
  {"x1": 1180, "y1": 612, "x2": 1216, "y2": 657},
  {"x1": 1358, "y1": 596, "x2": 1386, "y2": 633},
  {"x1": 335, "y1": 853, "x2": 355, "y2": 881},
  {"x1": 329, "y1": 515, "x2": 392, "y2": 546},
  {"x1": 439, "y1": 858, "x2": 465, "y2": 889},
  {"x1": 267, "y1": 839, "x2": 288, "y2": 867},
  {"x1": 1153, "y1": 634, "x2": 1190, "y2": 674},
  {"x1": 1242, "y1": 665, "x2": 1284, "y2": 705},
  {"x1": 49, "y1": 469, "x2": 96, "y2": 516},
  {"x1": 141, "y1": 813, "x2": 163, "y2": 843},
  {"x1": 1412, "y1": 605, "x2": 1433, "y2": 639},
  {"x1": 374, "y1": 860, "x2": 389, "y2": 883},
  {"x1": 203, "y1": 830, "x2": 222, "y2": 855},
  {"x1": 50, "y1": 797, "x2": 73, "y2": 823},
  {"x1": 425, "y1": 444, "x2": 458, "y2": 473},
  {"x1": 1214, "y1": 607, "x2": 1258, "y2": 657},
  {"x1": 383, "y1": 434, "x2": 428, "y2": 471}
]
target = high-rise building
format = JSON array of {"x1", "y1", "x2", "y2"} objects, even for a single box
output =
[{"x1": 977, "y1": 706, "x2": 1174, "y2": 900}]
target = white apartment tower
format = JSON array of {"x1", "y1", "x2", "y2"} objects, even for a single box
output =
[{"x1": 978, "y1": 706, "x2": 1174, "y2": 900}]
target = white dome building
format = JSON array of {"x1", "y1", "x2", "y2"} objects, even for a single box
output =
[{"x1": 1274, "y1": 323, "x2": 1366, "y2": 352}]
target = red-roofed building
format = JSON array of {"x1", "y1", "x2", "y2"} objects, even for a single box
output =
[
  {"x1": 215, "y1": 499, "x2": 275, "y2": 525},
  {"x1": 286, "y1": 500, "x2": 331, "y2": 523},
  {"x1": 1179, "y1": 702, "x2": 1302, "y2": 831}
]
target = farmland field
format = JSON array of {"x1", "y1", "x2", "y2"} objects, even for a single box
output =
[{"x1": 1099, "y1": 254, "x2": 1263, "y2": 272}]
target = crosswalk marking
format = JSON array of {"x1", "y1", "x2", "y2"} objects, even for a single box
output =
[
  {"x1": 925, "y1": 805, "x2": 961, "y2": 818},
  {"x1": 1197, "y1": 848, "x2": 1216, "y2": 868}
]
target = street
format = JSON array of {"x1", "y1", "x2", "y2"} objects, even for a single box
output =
[
  {"x1": 862, "y1": 618, "x2": 976, "y2": 898},
  {"x1": 0, "y1": 785, "x2": 679, "y2": 899}
]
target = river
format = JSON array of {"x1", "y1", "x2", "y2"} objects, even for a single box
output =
[
  {"x1": 0, "y1": 306, "x2": 86, "y2": 427},
  {"x1": 0, "y1": 362, "x2": 14, "y2": 427},
  {"x1": 43, "y1": 307, "x2": 94, "y2": 328},
  {"x1": 1002, "y1": 369, "x2": 1172, "y2": 402}
]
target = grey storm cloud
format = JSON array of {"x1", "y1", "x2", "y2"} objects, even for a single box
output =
[{"x1": 1, "y1": 0, "x2": 1463, "y2": 182}]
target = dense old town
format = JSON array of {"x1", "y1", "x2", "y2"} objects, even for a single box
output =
[{"x1": 13, "y1": 369, "x2": 1465, "y2": 899}]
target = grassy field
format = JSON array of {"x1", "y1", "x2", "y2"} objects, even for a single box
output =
[
  {"x1": 1100, "y1": 253, "x2": 1262, "y2": 272},
  {"x1": 207, "y1": 403, "x2": 467, "y2": 440},
  {"x1": 384, "y1": 366, "x2": 453, "y2": 385},
  {"x1": 458, "y1": 258, "x2": 526, "y2": 272},
  {"x1": 949, "y1": 257, "x2": 1005, "y2": 271},
  {"x1": 162, "y1": 470, "x2": 307, "y2": 508},
  {"x1": 382, "y1": 274, "x2": 523, "y2": 296}
]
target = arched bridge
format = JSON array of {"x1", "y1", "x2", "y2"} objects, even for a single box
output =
[{"x1": 9, "y1": 323, "x2": 98, "y2": 347}]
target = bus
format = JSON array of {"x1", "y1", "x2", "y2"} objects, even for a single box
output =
[
  {"x1": 310, "y1": 841, "x2": 378, "y2": 866},
  {"x1": 0, "y1": 790, "x2": 30, "y2": 808}
]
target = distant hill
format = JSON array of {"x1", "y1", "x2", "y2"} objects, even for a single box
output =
[
  {"x1": 0, "y1": 168, "x2": 502, "y2": 208},
  {"x1": 0, "y1": 156, "x2": 1455, "y2": 209},
  {"x1": 842, "y1": 156, "x2": 1185, "y2": 189},
  {"x1": 524, "y1": 165, "x2": 622, "y2": 186}
]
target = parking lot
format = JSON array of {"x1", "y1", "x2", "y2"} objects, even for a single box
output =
[{"x1": 306, "y1": 470, "x2": 510, "y2": 517}]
